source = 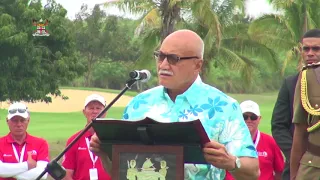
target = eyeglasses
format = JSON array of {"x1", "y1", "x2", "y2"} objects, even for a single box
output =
[
  {"x1": 9, "y1": 108, "x2": 27, "y2": 114},
  {"x1": 10, "y1": 118, "x2": 28, "y2": 123},
  {"x1": 154, "y1": 51, "x2": 199, "y2": 65},
  {"x1": 243, "y1": 114, "x2": 258, "y2": 121},
  {"x1": 302, "y1": 46, "x2": 320, "y2": 52}
]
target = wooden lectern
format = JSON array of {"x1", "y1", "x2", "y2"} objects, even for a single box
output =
[{"x1": 92, "y1": 117, "x2": 210, "y2": 180}]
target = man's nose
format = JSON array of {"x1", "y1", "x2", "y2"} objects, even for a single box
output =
[
  {"x1": 159, "y1": 58, "x2": 170, "y2": 68},
  {"x1": 306, "y1": 50, "x2": 316, "y2": 55}
]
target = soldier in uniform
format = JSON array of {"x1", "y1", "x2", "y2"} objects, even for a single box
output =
[{"x1": 290, "y1": 29, "x2": 320, "y2": 180}]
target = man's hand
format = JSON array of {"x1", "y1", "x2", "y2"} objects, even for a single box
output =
[
  {"x1": 89, "y1": 133, "x2": 107, "y2": 157},
  {"x1": 27, "y1": 152, "x2": 36, "y2": 170},
  {"x1": 203, "y1": 140, "x2": 236, "y2": 170},
  {"x1": 89, "y1": 133, "x2": 112, "y2": 173}
]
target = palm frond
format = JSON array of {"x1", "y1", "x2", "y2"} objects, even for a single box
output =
[
  {"x1": 143, "y1": 8, "x2": 160, "y2": 26},
  {"x1": 269, "y1": 0, "x2": 295, "y2": 9},
  {"x1": 306, "y1": 10, "x2": 316, "y2": 29},
  {"x1": 214, "y1": 47, "x2": 255, "y2": 85},
  {"x1": 237, "y1": 55, "x2": 255, "y2": 86},
  {"x1": 135, "y1": 8, "x2": 160, "y2": 35},
  {"x1": 103, "y1": 0, "x2": 154, "y2": 16},
  {"x1": 191, "y1": 0, "x2": 221, "y2": 49},
  {"x1": 249, "y1": 14, "x2": 296, "y2": 51},
  {"x1": 281, "y1": 46, "x2": 300, "y2": 75},
  {"x1": 284, "y1": 3, "x2": 304, "y2": 40},
  {"x1": 215, "y1": 47, "x2": 252, "y2": 68},
  {"x1": 222, "y1": 37, "x2": 279, "y2": 70},
  {"x1": 308, "y1": 1, "x2": 320, "y2": 27},
  {"x1": 134, "y1": 28, "x2": 161, "y2": 69},
  {"x1": 222, "y1": 23, "x2": 249, "y2": 39}
]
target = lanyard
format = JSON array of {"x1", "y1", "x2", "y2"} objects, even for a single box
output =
[
  {"x1": 85, "y1": 137, "x2": 98, "y2": 168},
  {"x1": 254, "y1": 130, "x2": 260, "y2": 148},
  {"x1": 12, "y1": 143, "x2": 26, "y2": 163}
]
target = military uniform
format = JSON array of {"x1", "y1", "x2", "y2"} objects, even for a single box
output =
[{"x1": 292, "y1": 62, "x2": 320, "y2": 180}]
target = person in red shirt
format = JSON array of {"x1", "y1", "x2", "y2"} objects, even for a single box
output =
[
  {"x1": 225, "y1": 100, "x2": 285, "y2": 180},
  {"x1": 62, "y1": 94, "x2": 111, "y2": 180},
  {"x1": 0, "y1": 102, "x2": 50, "y2": 180}
]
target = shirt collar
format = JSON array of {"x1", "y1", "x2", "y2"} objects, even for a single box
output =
[
  {"x1": 161, "y1": 75, "x2": 203, "y2": 105},
  {"x1": 6, "y1": 132, "x2": 31, "y2": 144}
]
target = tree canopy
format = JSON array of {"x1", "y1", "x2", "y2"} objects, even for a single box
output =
[{"x1": 0, "y1": 0, "x2": 85, "y2": 102}]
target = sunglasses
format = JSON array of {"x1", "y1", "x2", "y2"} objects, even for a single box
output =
[
  {"x1": 243, "y1": 114, "x2": 258, "y2": 121},
  {"x1": 9, "y1": 108, "x2": 27, "y2": 114},
  {"x1": 154, "y1": 51, "x2": 198, "y2": 65},
  {"x1": 302, "y1": 46, "x2": 320, "y2": 52}
]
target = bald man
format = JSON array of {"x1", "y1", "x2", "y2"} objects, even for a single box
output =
[{"x1": 89, "y1": 29, "x2": 259, "y2": 179}]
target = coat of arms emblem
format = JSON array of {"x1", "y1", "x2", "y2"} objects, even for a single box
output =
[
  {"x1": 127, "y1": 158, "x2": 169, "y2": 180},
  {"x1": 32, "y1": 19, "x2": 50, "y2": 37}
]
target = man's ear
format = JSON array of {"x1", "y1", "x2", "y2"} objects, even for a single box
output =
[{"x1": 195, "y1": 59, "x2": 203, "y2": 72}]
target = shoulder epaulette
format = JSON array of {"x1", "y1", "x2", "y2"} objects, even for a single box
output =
[
  {"x1": 300, "y1": 69, "x2": 320, "y2": 116},
  {"x1": 300, "y1": 68, "x2": 320, "y2": 132}
]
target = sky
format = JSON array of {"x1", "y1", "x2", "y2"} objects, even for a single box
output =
[{"x1": 41, "y1": 0, "x2": 276, "y2": 20}]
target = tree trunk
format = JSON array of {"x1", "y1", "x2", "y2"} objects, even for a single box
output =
[
  {"x1": 302, "y1": 0, "x2": 308, "y2": 34},
  {"x1": 160, "y1": 0, "x2": 181, "y2": 42}
]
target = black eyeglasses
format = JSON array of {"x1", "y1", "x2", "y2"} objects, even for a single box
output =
[
  {"x1": 243, "y1": 114, "x2": 258, "y2": 121},
  {"x1": 302, "y1": 46, "x2": 320, "y2": 52},
  {"x1": 9, "y1": 108, "x2": 27, "y2": 114},
  {"x1": 154, "y1": 51, "x2": 199, "y2": 65}
]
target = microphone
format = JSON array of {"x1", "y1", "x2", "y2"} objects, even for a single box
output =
[{"x1": 129, "y1": 70, "x2": 151, "y2": 83}]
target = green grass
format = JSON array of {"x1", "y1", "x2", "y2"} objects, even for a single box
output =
[
  {"x1": 0, "y1": 106, "x2": 126, "y2": 160},
  {"x1": 0, "y1": 87, "x2": 279, "y2": 161}
]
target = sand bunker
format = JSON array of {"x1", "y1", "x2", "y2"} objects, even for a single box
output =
[{"x1": 0, "y1": 89, "x2": 133, "y2": 112}]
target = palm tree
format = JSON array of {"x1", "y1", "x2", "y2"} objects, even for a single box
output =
[
  {"x1": 102, "y1": 0, "x2": 223, "y2": 68},
  {"x1": 103, "y1": 0, "x2": 279, "y2": 87},
  {"x1": 188, "y1": 1, "x2": 279, "y2": 87},
  {"x1": 249, "y1": 0, "x2": 320, "y2": 73},
  {"x1": 103, "y1": 0, "x2": 223, "y2": 41}
]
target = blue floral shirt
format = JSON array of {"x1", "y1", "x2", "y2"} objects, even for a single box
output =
[{"x1": 122, "y1": 76, "x2": 257, "y2": 179}]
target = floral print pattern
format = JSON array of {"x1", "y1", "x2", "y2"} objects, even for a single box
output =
[{"x1": 122, "y1": 76, "x2": 257, "y2": 179}]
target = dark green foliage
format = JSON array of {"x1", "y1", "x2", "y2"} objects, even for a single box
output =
[{"x1": 0, "y1": 0, "x2": 85, "y2": 103}]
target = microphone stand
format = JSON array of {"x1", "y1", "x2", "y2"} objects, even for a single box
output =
[{"x1": 35, "y1": 78, "x2": 138, "y2": 180}]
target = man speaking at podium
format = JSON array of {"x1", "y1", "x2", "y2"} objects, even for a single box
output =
[{"x1": 89, "y1": 29, "x2": 259, "y2": 179}]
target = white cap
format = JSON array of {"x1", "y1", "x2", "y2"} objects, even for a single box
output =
[
  {"x1": 84, "y1": 94, "x2": 106, "y2": 108},
  {"x1": 7, "y1": 102, "x2": 29, "y2": 120},
  {"x1": 240, "y1": 100, "x2": 260, "y2": 116}
]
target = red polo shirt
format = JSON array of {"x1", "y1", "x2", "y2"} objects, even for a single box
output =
[
  {"x1": 0, "y1": 133, "x2": 49, "y2": 180},
  {"x1": 62, "y1": 130, "x2": 111, "y2": 180},
  {"x1": 225, "y1": 132, "x2": 284, "y2": 180}
]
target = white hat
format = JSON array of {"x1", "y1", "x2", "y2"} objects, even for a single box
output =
[
  {"x1": 240, "y1": 100, "x2": 260, "y2": 116},
  {"x1": 84, "y1": 94, "x2": 106, "y2": 107},
  {"x1": 7, "y1": 102, "x2": 29, "y2": 120}
]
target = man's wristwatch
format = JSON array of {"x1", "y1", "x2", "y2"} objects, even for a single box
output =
[{"x1": 229, "y1": 156, "x2": 241, "y2": 172}]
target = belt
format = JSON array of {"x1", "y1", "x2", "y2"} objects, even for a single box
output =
[{"x1": 307, "y1": 142, "x2": 320, "y2": 156}]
